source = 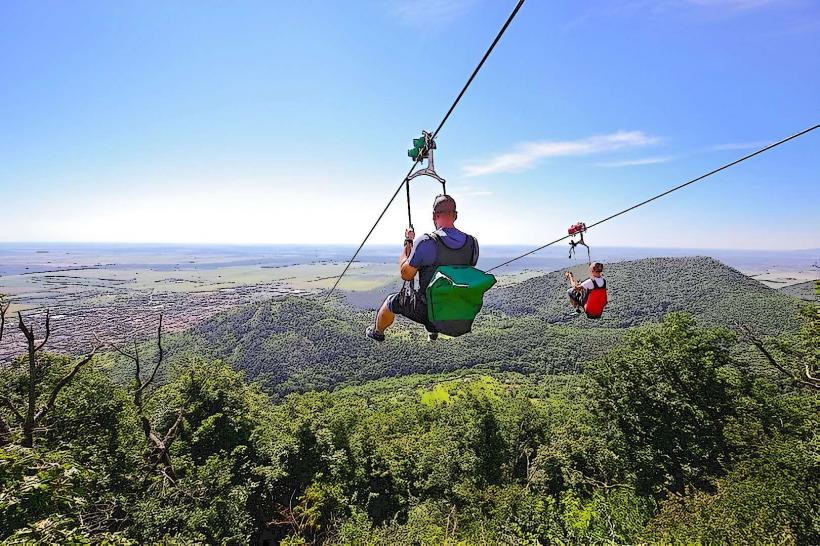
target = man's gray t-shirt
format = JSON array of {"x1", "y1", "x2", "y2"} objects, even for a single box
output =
[{"x1": 408, "y1": 227, "x2": 478, "y2": 268}]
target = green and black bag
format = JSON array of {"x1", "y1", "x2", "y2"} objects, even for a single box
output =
[
  {"x1": 417, "y1": 233, "x2": 496, "y2": 337},
  {"x1": 426, "y1": 265, "x2": 496, "y2": 336}
]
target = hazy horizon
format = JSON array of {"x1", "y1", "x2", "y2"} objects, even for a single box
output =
[{"x1": 1, "y1": 241, "x2": 818, "y2": 253}]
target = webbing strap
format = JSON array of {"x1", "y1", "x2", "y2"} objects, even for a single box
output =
[
  {"x1": 406, "y1": 178, "x2": 413, "y2": 230},
  {"x1": 404, "y1": 175, "x2": 447, "y2": 230}
]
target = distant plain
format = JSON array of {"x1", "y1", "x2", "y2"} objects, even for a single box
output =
[{"x1": 0, "y1": 243, "x2": 816, "y2": 361}]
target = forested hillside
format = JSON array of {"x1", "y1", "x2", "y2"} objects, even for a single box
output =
[
  {"x1": 2, "y1": 310, "x2": 817, "y2": 544},
  {"x1": 2, "y1": 257, "x2": 816, "y2": 543},
  {"x1": 186, "y1": 298, "x2": 619, "y2": 397},
  {"x1": 487, "y1": 256, "x2": 803, "y2": 331},
  {"x1": 187, "y1": 257, "x2": 803, "y2": 397}
]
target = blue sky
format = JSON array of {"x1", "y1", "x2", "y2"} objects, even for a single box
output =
[{"x1": 1, "y1": 0, "x2": 818, "y2": 249}]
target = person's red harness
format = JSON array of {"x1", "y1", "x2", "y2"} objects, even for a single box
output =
[{"x1": 584, "y1": 278, "x2": 607, "y2": 319}]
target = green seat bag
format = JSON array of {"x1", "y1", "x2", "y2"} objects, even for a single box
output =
[
  {"x1": 417, "y1": 232, "x2": 495, "y2": 337},
  {"x1": 426, "y1": 265, "x2": 496, "y2": 337}
]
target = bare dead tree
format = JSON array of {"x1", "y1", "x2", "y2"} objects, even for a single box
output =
[
  {"x1": 736, "y1": 322, "x2": 819, "y2": 390},
  {"x1": 106, "y1": 314, "x2": 194, "y2": 484},
  {"x1": 0, "y1": 295, "x2": 10, "y2": 444},
  {"x1": 0, "y1": 294, "x2": 9, "y2": 343},
  {"x1": 271, "y1": 489, "x2": 321, "y2": 543},
  {"x1": 5, "y1": 310, "x2": 100, "y2": 447},
  {"x1": 0, "y1": 404, "x2": 12, "y2": 446}
]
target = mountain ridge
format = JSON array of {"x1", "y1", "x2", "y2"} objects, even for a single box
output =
[
  {"x1": 180, "y1": 256, "x2": 804, "y2": 397},
  {"x1": 486, "y1": 256, "x2": 802, "y2": 329}
]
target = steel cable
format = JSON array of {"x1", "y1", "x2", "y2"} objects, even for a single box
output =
[
  {"x1": 325, "y1": 0, "x2": 527, "y2": 300},
  {"x1": 487, "y1": 124, "x2": 820, "y2": 273}
]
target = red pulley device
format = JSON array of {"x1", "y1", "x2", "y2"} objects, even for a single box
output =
[{"x1": 568, "y1": 222, "x2": 587, "y2": 236}]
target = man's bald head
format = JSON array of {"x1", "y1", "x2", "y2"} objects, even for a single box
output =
[{"x1": 432, "y1": 194, "x2": 457, "y2": 228}]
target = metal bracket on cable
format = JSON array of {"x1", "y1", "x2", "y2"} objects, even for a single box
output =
[
  {"x1": 405, "y1": 131, "x2": 447, "y2": 230},
  {"x1": 567, "y1": 222, "x2": 591, "y2": 263},
  {"x1": 407, "y1": 131, "x2": 447, "y2": 192}
]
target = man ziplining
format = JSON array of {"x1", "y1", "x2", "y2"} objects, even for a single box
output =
[
  {"x1": 564, "y1": 262, "x2": 608, "y2": 318},
  {"x1": 366, "y1": 194, "x2": 479, "y2": 342}
]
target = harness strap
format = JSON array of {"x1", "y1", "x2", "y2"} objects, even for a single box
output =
[
  {"x1": 429, "y1": 232, "x2": 476, "y2": 262},
  {"x1": 399, "y1": 279, "x2": 418, "y2": 307},
  {"x1": 405, "y1": 178, "x2": 413, "y2": 230}
]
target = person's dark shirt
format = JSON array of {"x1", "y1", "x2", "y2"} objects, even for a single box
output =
[{"x1": 407, "y1": 227, "x2": 478, "y2": 268}]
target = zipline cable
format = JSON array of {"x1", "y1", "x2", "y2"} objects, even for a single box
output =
[
  {"x1": 487, "y1": 124, "x2": 820, "y2": 273},
  {"x1": 430, "y1": 0, "x2": 526, "y2": 142},
  {"x1": 325, "y1": 0, "x2": 527, "y2": 300}
]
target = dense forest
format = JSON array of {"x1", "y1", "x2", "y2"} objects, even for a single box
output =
[
  {"x1": 0, "y1": 258, "x2": 817, "y2": 544},
  {"x1": 185, "y1": 258, "x2": 803, "y2": 397}
]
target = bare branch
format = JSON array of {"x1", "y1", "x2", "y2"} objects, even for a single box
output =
[
  {"x1": 105, "y1": 337, "x2": 138, "y2": 363},
  {"x1": 34, "y1": 346, "x2": 99, "y2": 423},
  {"x1": 160, "y1": 467, "x2": 177, "y2": 488},
  {"x1": 17, "y1": 311, "x2": 33, "y2": 344},
  {"x1": 162, "y1": 401, "x2": 189, "y2": 448},
  {"x1": 113, "y1": 314, "x2": 184, "y2": 483},
  {"x1": 1, "y1": 395, "x2": 23, "y2": 423},
  {"x1": 18, "y1": 311, "x2": 38, "y2": 447},
  {"x1": 754, "y1": 339, "x2": 817, "y2": 390},
  {"x1": 10, "y1": 312, "x2": 102, "y2": 447},
  {"x1": 17, "y1": 309, "x2": 52, "y2": 353},
  {"x1": 99, "y1": 332, "x2": 146, "y2": 394},
  {"x1": 0, "y1": 295, "x2": 9, "y2": 343},
  {"x1": 579, "y1": 475, "x2": 632, "y2": 490},
  {"x1": 736, "y1": 323, "x2": 820, "y2": 390},
  {"x1": 134, "y1": 338, "x2": 141, "y2": 378},
  {"x1": 135, "y1": 314, "x2": 164, "y2": 395},
  {"x1": 34, "y1": 309, "x2": 51, "y2": 352},
  {"x1": 145, "y1": 420, "x2": 165, "y2": 450}
]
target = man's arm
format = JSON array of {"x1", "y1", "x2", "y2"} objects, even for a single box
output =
[
  {"x1": 564, "y1": 271, "x2": 582, "y2": 290},
  {"x1": 400, "y1": 229, "x2": 418, "y2": 281}
]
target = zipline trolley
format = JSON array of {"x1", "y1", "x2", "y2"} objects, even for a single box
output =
[{"x1": 567, "y1": 221, "x2": 590, "y2": 263}]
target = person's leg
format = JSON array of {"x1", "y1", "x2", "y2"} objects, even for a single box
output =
[
  {"x1": 567, "y1": 287, "x2": 580, "y2": 309},
  {"x1": 367, "y1": 294, "x2": 398, "y2": 341},
  {"x1": 568, "y1": 288, "x2": 587, "y2": 314},
  {"x1": 375, "y1": 298, "x2": 395, "y2": 333},
  {"x1": 423, "y1": 322, "x2": 438, "y2": 341},
  {"x1": 367, "y1": 291, "x2": 436, "y2": 341}
]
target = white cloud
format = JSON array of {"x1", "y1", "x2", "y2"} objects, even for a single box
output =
[
  {"x1": 462, "y1": 131, "x2": 661, "y2": 177},
  {"x1": 684, "y1": 0, "x2": 777, "y2": 9},
  {"x1": 449, "y1": 183, "x2": 495, "y2": 197},
  {"x1": 392, "y1": 0, "x2": 476, "y2": 27},
  {"x1": 710, "y1": 141, "x2": 768, "y2": 151},
  {"x1": 598, "y1": 156, "x2": 675, "y2": 167}
]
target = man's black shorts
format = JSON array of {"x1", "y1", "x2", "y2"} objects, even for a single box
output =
[
  {"x1": 567, "y1": 287, "x2": 588, "y2": 307},
  {"x1": 386, "y1": 292, "x2": 437, "y2": 333}
]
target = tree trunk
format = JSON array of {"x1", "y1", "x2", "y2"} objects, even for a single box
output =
[
  {"x1": 23, "y1": 341, "x2": 37, "y2": 448},
  {"x1": 0, "y1": 418, "x2": 11, "y2": 446},
  {"x1": 21, "y1": 426, "x2": 34, "y2": 448}
]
